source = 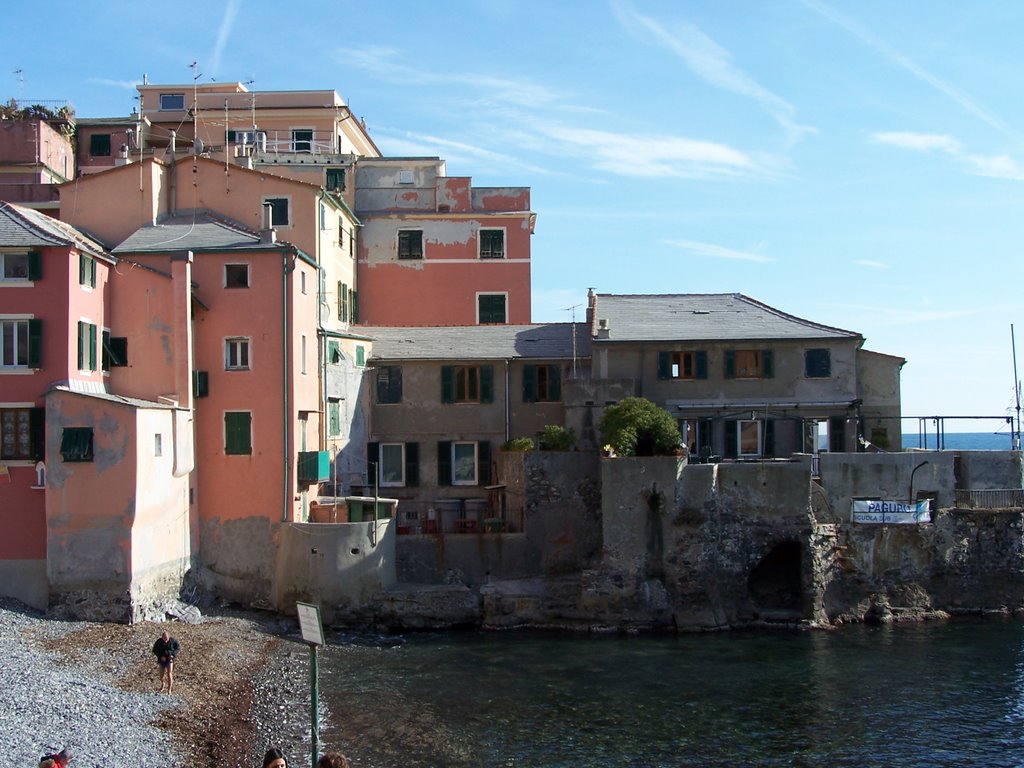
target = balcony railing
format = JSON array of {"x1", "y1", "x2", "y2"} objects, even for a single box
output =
[{"x1": 954, "y1": 489, "x2": 1024, "y2": 509}]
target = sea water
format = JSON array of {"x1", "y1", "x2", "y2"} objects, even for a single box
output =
[
  {"x1": 902, "y1": 431, "x2": 1017, "y2": 451},
  {"x1": 319, "y1": 619, "x2": 1024, "y2": 767}
]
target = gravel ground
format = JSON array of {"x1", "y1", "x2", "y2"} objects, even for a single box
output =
[{"x1": 3, "y1": 597, "x2": 316, "y2": 768}]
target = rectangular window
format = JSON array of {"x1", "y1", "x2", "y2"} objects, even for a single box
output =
[
  {"x1": 1, "y1": 253, "x2": 29, "y2": 280},
  {"x1": 301, "y1": 270, "x2": 307, "y2": 295},
  {"x1": 522, "y1": 364, "x2": 561, "y2": 403},
  {"x1": 441, "y1": 365, "x2": 493, "y2": 404},
  {"x1": 225, "y1": 337, "x2": 250, "y2": 370},
  {"x1": 102, "y1": 334, "x2": 127, "y2": 369},
  {"x1": 452, "y1": 442, "x2": 478, "y2": 485},
  {"x1": 326, "y1": 168, "x2": 346, "y2": 191},
  {"x1": 1, "y1": 407, "x2": 42, "y2": 460},
  {"x1": 264, "y1": 197, "x2": 290, "y2": 227},
  {"x1": 479, "y1": 229, "x2": 505, "y2": 259},
  {"x1": 380, "y1": 443, "x2": 406, "y2": 487},
  {"x1": 159, "y1": 93, "x2": 185, "y2": 110},
  {"x1": 193, "y1": 371, "x2": 209, "y2": 398},
  {"x1": 680, "y1": 418, "x2": 713, "y2": 458},
  {"x1": 805, "y1": 348, "x2": 832, "y2": 378},
  {"x1": 1, "y1": 319, "x2": 34, "y2": 368},
  {"x1": 301, "y1": 334, "x2": 307, "y2": 374},
  {"x1": 79, "y1": 254, "x2": 97, "y2": 288},
  {"x1": 224, "y1": 411, "x2": 252, "y2": 455},
  {"x1": 327, "y1": 399, "x2": 341, "y2": 437},
  {"x1": 738, "y1": 420, "x2": 761, "y2": 456},
  {"x1": 397, "y1": 230, "x2": 423, "y2": 259},
  {"x1": 338, "y1": 218, "x2": 345, "y2": 248},
  {"x1": 154, "y1": 433, "x2": 163, "y2": 457},
  {"x1": 376, "y1": 365, "x2": 403, "y2": 404},
  {"x1": 659, "y1": 351, "x2": 708, "y2": 380},
  {"x1": 399, "y1": 170, "x2": 415, "y2": 184},
  {"x1": 77, "y1": 321, "x2": 97, "y2": 372},
  {"x1": 292, "y1": 129, "x2": 313, "y2": 152},
  {"x1": 477, "y1": 294, "x2": 507, "y2": 324},
  {"x1": 89, "y1": 134, "x2": 112, "y2": 157},
  {"x1": 725, "y1": 349, "x2": 773, "y2": 379},
  {"x1": 327, "y1": 340, "x2": 342, "y2": 365},
  {"x1": 338, "y1": 281, "x2": 349, "y2": 322},
  {"x1": 224, "y1": 263, "x2": 249, "y2": 288},
  {"x1": 60, "y1": 427, "x2": 94, "y2": 462}
]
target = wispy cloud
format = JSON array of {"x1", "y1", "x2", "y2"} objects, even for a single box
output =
[
  {"x1": 661, "y1": 239, "x2": 774, "y2": 263},
  {"x1": 800, "y1": 0, "x2": 1016, "y2": 141},
  {"x1": 88, "y1": 78, "x2": 140, "y2": 90},
  {"x1": 855, "y1": 259, "x2": 889, "y2": 269},
  {"x1": 209, "y1": 0, "x2": 242, "y2": 77},
  {"x1": 871, "y1": 131, "x2": 1024, "y2": 181},
  {"x1": 832, "y1": 302, "x2": 988, "y2": 326},
  {"x1": 374, "y1": 128, "x2": 554, "y2": 176},
  {"x1": 610, "y1": 0, "x2": 814, "y2": 145}
]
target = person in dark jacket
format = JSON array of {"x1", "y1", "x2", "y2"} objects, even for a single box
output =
[{"x1": 152, "y1": 630, "x2": 180, "y2": 693}]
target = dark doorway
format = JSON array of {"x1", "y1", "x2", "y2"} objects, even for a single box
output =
[{"x1": 747, "y1": 541, "x2": 803, "y2": 617}]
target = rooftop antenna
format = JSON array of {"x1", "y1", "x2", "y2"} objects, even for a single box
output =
[
  {"x1": 13, "y1": 69, "x2": 23, "y2": 105},
  {"x1": 243, "y1": 78, "x2": 256, "y2": 129},
  {"x1": 564, "y1": 303, "x2": 582, "y2": 379}
]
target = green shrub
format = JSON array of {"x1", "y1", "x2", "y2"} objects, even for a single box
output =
[
  {"x1": 538, "y1": 425, "x2": 576, "y2": 451},
  {"x1": 501, "y1": 437, "x2": 535, "y2": 452},
  {"x1": 597, "y1": 397, "x2": 681, "y2": 456}
]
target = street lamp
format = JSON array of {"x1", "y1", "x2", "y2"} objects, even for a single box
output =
[{"x1": 909, "y1": 460, "x2": 930, "y2": 505}]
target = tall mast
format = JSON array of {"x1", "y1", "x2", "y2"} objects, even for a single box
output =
[{"x1": 1013, "y1": 324, "x2": 1021, "y2": 450}]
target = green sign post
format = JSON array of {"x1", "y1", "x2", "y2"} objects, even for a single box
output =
[{"x1": 296, "y1": 602, "x2": 325, "y2": 767}]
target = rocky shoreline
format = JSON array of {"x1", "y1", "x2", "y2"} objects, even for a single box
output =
[{"x1": 4, "y1": 598, "x2": 327, "y2": 768}]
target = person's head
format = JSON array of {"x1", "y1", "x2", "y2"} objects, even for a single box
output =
[
  {"x1": 52, "y1": 749, "x2": 72, "y2": 768},
  {"x1": 316, "y1": 753, "x2": 349, "y2": 768},
  {"x1": 161, "y1": 630, "x2": 170, "y2": 641},
  {"x1": 262, "y1": 747, "x2": 287, "y2": 768}
]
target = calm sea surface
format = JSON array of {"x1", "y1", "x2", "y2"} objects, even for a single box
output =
[
  {"x1": 319, "y1": 620, "x2": 1024, "y2": 767},
  {"x1": 902, "y1": 431, "x2": 1016, "y2": 451}
]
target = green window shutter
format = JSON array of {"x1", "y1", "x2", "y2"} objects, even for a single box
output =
[
  {"x1": 224, "y1": 412, "x2": 252, "y2": 455},
  {"x1": 338, "y1": 281, "x2": 347, "y2": 322},
  {"x1": 193, "y1": 371, "x2": 209, "y2": 398},
  {"x1": 351, "y1": 289, "x2": 358, "y2": 323},
  {"x1": 60, "y1": 427, "x2": 94, "y2": 462},
  {"x1": 763, "y1": 349, "x2": 774, "y2": 379},
  {"x1": 522, "y1": 365, "x2": 536, "y2": 402},
  {"x1": 367, "y1": 441, "x2": 379, "y2": 484},
  {"x1": 101, "y1": 330, "x2": 111, "y2": 372},
  {"x1": 437, "y1": 440, "x2": 452, "y2": 485},
  {"x1": 696, "y1": 351, "x2": 708, "y2": 380},
  {"x1": 549, "y1": 365, "x2": 562, "y2": 401},
  {"x1": 27, "y1": 251, "x2": 42, "y2": 280},
  {"x1": 724, "y1": 350, "x2": 736, "y2": 379},
  {"x1": 355, "y1": 345, "x2": 365, "y2": 367},
  {"x1": 480, "y1": 365, "x2": 494, "y2": 403},
  {"x1": 77, "y1": 322, "x2": 85, "y2": 370},
  {"x1": 440, "y1": 366, "x2": 454, "y2": 404},
  {"x1": 405, "y1": 442, "x2": 419, "y2": 487},
  {"x1": 657, "y1": 352, "x2": 670, "y2": 380},
  {"x1": 29, "y1": 407, "x2": 45, "y2": 461},
  {"x1": 477, "y1": 441, "x2": 492, "y2": 486},
  {"x1": 726, "y1": 422, "x2": 739, "y2": 458},
  {"x1": 88, "y1": 324, "x2": 97, "y2": 371},
  {"x1": 79, "y1": 254, "x2": 86, "y2": 285},
  {"x1": 27, "y1": 319, "x2": 42, "y2": 368}
]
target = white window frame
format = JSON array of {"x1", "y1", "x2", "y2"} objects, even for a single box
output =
[
  {"x1": 291, "y1": 127, "x2": 315, "y2": 153},
  {"x1": 0, "y1": 318, "x2": 30, "y2": 369},
  {"x1": 478, "y1": 227, "x2": 506, "y2": 259},
  {"x1": 159, "y1": 93, "x2": 185, "y2": 111},
  {"x1": 1, "y1": 253, "x2": 30, "y2": 281},
  {"x1": 737, "y1": 420, "x2": 762, "y2": 457},
  {"x1": 452, "y1": 441, "x2": 478, "y2": 486},
  {"x1": 379, "y1": 443, "x2": 406, "y2": 487},
  {"x1": 80, "y1": 255, "x2": 96, "y2": 289},
  {"x1": 476, "y1": 292, "x2": 508, "y2": 325},
  {"x1": 225, "y1": 337, "x2": 251, "y2": 370},
  {"x1": 224, "y1": 263, "x2": 250, "y2": 289}
]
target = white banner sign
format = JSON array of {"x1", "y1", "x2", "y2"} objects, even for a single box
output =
[{"x1": 852, "y1": 499, "x2": 931, "y2": 524}]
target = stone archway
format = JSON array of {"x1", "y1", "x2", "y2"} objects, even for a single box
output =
[{"x1": 747, "y1": 540, "x2": 804, "y2": 619}]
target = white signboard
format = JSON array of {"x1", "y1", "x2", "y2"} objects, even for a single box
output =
[
  {"x1": 852, "y1": 499, "x2": 931, "y2": 524},
  {"x1": 296, "y1": 601, "x2": 325, "y2": 645}
]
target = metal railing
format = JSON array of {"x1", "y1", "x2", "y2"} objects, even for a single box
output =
[{"x1": 954, "y1": 489, "x2": 1024, "y2": 509}]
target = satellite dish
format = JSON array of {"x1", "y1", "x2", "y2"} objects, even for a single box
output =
[{"x1": 193, "y1": 137, "x2": 204, "y2": 155}]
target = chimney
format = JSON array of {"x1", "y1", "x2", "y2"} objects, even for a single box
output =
[
  {"x1": 260, "y1": 202, "x2": 277, "y2": 244},
  {"x1": 586, "y1": 287, "x2": 597, "y2": 333}
]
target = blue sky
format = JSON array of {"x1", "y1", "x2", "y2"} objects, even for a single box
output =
[{"x1": 6, "y1": 1, "x2": 1023, "y2": 433}]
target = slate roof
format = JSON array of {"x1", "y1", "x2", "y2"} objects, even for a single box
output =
[
  {"x1": 0, "y1": 201, "x2": 111, "y2": 260},
  {"x1": 365, "y1": 323, "x2": 591, "y2": 361},
  {"x1": 113, "y1": 211, "x2": 279, "y2": 254},
  {"x1": 591, "y1": 293, "x2": 861, "y2": 343}
]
